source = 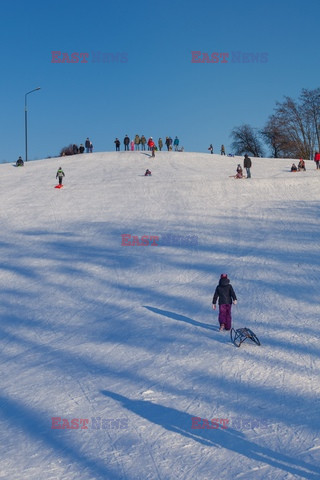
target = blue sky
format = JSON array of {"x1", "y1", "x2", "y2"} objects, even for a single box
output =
[{"x1": 1, "y1": 0, "x2": 319, "y2": 162}]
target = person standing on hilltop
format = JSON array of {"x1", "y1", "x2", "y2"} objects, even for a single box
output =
[
  {"x1": 148, "y1": 138, "x2": 155, "y2": 157},
  {"x1": 124, "y1": 135, "x2": 130, "y2": 151},
  {"x1": 221, "y1": 145, "x2": 226, "y2": 155},
  {"x1": 134, "y1": 134, "x2": 140, "y2": 151},
  {"x1": 243, "y1": 154, "x2": 252, "y2": 178},
  {"x1": 140, "y1": 135, "x2": 146, "y2": 151},
  {"x1": 114, "y1": 138, "x2": 120, "y2": 151},
  {"x1": 85, "y1": 137, "x2": 91, "y2": 153}
]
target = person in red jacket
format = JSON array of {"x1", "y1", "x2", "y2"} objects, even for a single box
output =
[
  {"x1": 148, "y1": 137, "x2": 155, "y2": 157},
  {"x1": 314, "y1": 151, "x2": 320, "y2": 170}
]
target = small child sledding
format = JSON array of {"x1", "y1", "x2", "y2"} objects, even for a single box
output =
[
  {"x1": 235, "y1": 164, "x2": 243, "y2": 178},
  {"x1": 212, "y1": 273, "x2": 237, "y2": 331},
  {"x1": 144, "y1": 169, "x2": 152, "y2": 176}
]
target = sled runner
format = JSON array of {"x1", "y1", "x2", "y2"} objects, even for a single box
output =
[{"x1": 230, "y1": 327, "x2": 260, "y2": 347}]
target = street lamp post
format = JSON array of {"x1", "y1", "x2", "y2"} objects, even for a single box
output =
[{"x1": 25, "y1": 87, "x2": 41, "y2": 162}]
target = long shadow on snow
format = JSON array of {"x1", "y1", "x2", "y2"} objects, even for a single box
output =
[
  {"x1": 0, "y1": 393, "x2": 124, "y2": 480},
  {"x1": 144, "y1": 306, "x2": 216, "y2": 332},
  {"x1": 101, "y1": 390, "x2": 319, "y2": 480}
]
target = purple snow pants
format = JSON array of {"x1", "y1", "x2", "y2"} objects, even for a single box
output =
[{"x1": 219, "y1": 304, "x2": 232, "y2": 330}]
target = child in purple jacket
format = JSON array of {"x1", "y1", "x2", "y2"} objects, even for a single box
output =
[{"x1": 212, "y1": 274, "x2": 237, "y2": 331}]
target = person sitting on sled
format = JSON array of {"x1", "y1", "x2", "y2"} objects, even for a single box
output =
[
  {"x1": 212, "y1": 274, "x2": 237, "y2": 331},
  {"x1": 291, "y1": 163, "x2": 298, "y2": 172},
  {"x1": 235, "y1": 164, "x2": 243, "y2": 178},
  {"x1": 144, "y1": 169, "x2": 152, "y2": 176},
  {"x1": 298, "y1": 159, "x2": 306, "y2": 171},
  {"x1": 16, "y1": 156, "x2": 24, "y2": 167}
]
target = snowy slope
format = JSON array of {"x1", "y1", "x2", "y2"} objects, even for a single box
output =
[{"x1": 0, "y1": 151, "x2": 319, "y2": 480}]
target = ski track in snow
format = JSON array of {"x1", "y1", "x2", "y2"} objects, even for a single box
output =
[{"x1": 0, "y1": 152, "x2": 319, "y2": 480}]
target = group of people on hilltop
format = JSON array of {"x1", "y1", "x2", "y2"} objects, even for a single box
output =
[
  {"x1": 208, "y1": 144, "x2": 226, "y2": 155},
  {"x1": 70, "y1": 137, "x2": 94, "y2": 155},
  {"x1": 114, "y1": 135, "x2": 182, "y2": 152},
  {"x1": 62, "y1": 137, "x2": 93, "y2": 156}
]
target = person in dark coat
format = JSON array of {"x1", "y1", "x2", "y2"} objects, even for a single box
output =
[
  {"x1": 16, "y1": 156, "x2": 24, "y2": 166},
  {"x1": 124, "y1": 135, "x2": 130, "y2": 151},
  {"x1": 85, "y1": 137, "x2": 91, "y2": 153},
  {"x1": 115, "y1": 138, "x2": 120, "y2": 151},
  {"x1": 243, "y1": 154, "x2": 252, "y2": 178},
  {"x1": 212, "y1": 274, "x2": 237, "y2": 331},
  {"x1": 72, "y1": 144, "x2": 79, "y2": 154},
  {"x1": 79, "y1": 144, "x2": 85, "y2": 154}
]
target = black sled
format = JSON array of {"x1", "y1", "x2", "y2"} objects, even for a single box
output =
[{"x1": 230, "y1": 327, "x2": 260, "y2": 347}]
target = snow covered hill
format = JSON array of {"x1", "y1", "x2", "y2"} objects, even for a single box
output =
[{"x1": 0, "y1": 151, "x2": 319, "y2": 480}]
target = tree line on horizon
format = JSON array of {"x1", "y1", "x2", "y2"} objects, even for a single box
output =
[{"x1": 230, "y1": 87, "x2": 320, "y2": 159}]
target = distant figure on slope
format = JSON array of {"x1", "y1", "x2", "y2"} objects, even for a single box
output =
[
  {"x1": 16, "y1": 156, "x2": 24, "y2": 166},
  {"x1": 124, "y1": 135, "x2": 130, "y2": 151},
  {"x1": 56, "y1": 167, "x2": 65, "y2": 186},
  {"x1": 130, "y1": 139, "x2": 135, "y2": 151},
  {"x1": 235, "y1": 164, "x2": 243, "y2": 178},
  {"x1": 291, "y1": 163, "x2": 298, "y2": 172},
  {"x1": 174, "y1": 136, "x2": 179, "y2": 151},
  {"x1": 79, "y1": 144, "x2": 85, "y2": 154},
  {"x1": 298, "y1": 159, "x2": 306, "y2": 171},
  {"x1": 148, "y1": 138, "x2": 155, "y2": 157},
  {"x1": 158, "y1": 138, "x2": 163, "y2": 151},
  {"x1": 85, "y1": 137, "x2": 91, "y2": 153},
  {"x1": 243, "y1": 154, "x2": 252, "y2": 178},
  {"x1": 89, "y1": 142, "x2": 93, "y2": 153},
  {"x1": 140, "y1": 135, "x2": 146, "y2": 151},
  {"x1": 314, "y1": 151, "x2": 320, "y2": 170},
  {"x1": 114, "y1": 138, "x2": 120, "y2": 151},
  {"x1": 144, "y1": 169, "x2": 152, "y2": 176},
  {"x1": 208, "y1": 144, "x2": 213, "y2": 154},
  {"x1": 221, "y1": 144, "x2": 225, "y2": 155},
  {"x1": 134, "y1": 135, "x2": 140, "y2": 151},
  {"x1": 212, "y1": 273, "x2": 237, "y2": 331},
  {"x1": 73, "y1": 144, "x2": 79, "y2": 154}
]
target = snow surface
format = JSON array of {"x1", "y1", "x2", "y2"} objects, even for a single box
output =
[{"x1": 0, "y1": 151, "x2": 319, "y2": 480}]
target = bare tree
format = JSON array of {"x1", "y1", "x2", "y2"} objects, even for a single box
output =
[
  {"x1": 261, "y1": 115, "x2": 293, "y2": 158},
  {"x1": 230, "y1": 124, "x2": 264, "y2": 157},
  {"x1": 300, "y1": 88, "x2": 320, "y2": 154},
  {"x1": 272, "y1": 95, "x2": 315, "y2": 159}
]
